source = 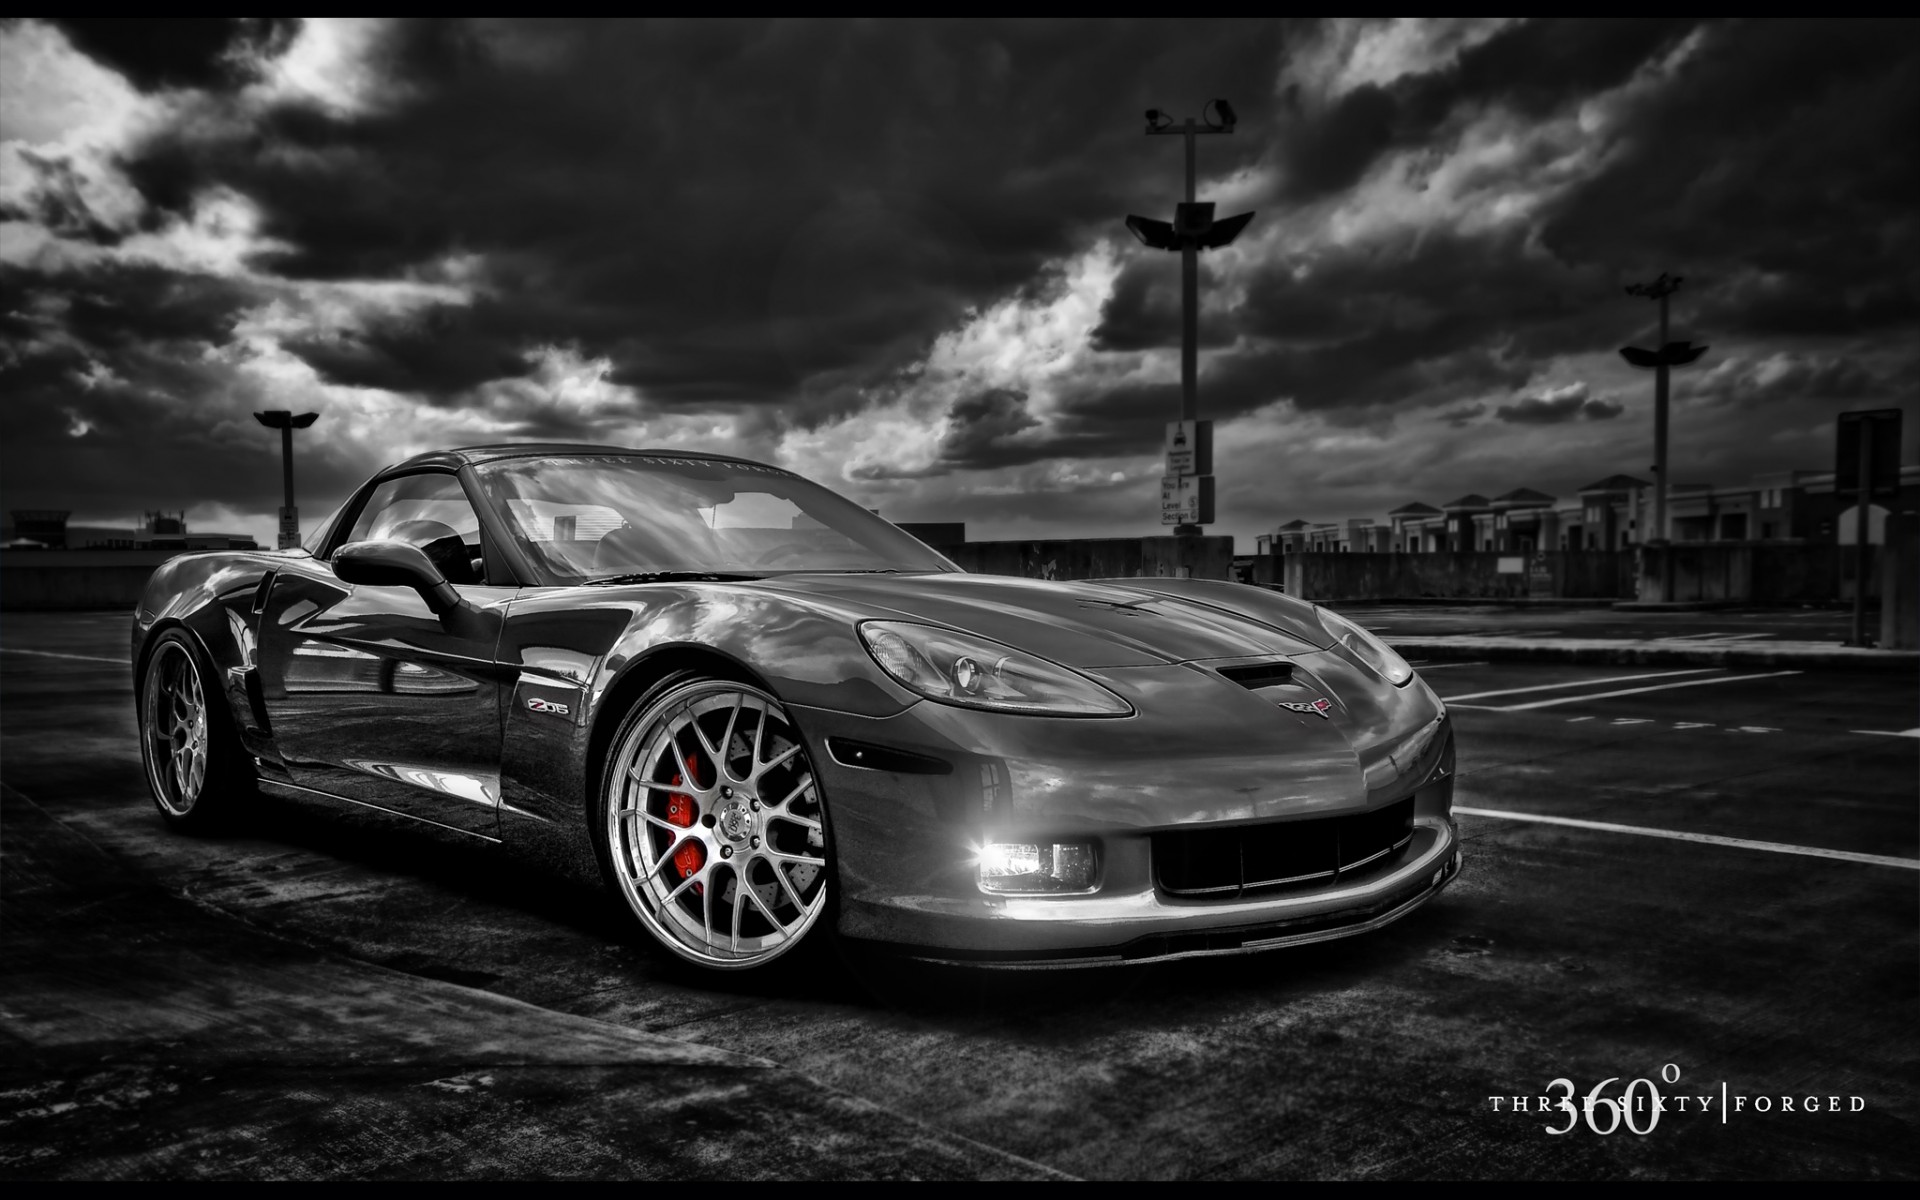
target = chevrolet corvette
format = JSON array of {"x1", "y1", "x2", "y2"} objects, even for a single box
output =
[{"x1": 133, "y1": 444, "x2": 1459, "y2": 972}]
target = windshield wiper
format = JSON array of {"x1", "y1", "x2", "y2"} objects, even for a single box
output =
[{"x1": 585, "y1": 571, "x2": 762, "y2": 585}]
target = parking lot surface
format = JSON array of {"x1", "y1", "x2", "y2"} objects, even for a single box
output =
[{"x1": 3, "y1": 611, "x2": 1915, "y2": 1179}]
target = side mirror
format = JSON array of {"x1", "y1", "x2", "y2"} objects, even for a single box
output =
[{"x1": 334, "y1": 540, "x2": 462, "y2": 615}]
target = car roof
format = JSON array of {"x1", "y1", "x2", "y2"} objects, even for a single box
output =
[{"x1": 382, "y1": 443, "x2": 772, "y2": 473}]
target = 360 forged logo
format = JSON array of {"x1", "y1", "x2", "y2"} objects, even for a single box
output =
[{"x1": 1490, "y1": 1064, "x2": 1868, "y2": 1135}]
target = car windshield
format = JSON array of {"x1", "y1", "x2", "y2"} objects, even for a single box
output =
[{"x1": 471, "y1": 454, "x2": 958, "y2": 583}]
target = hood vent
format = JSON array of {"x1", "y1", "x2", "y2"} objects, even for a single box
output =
[{"x1": 1216, "y1": 660, "x2": 1293, "y2": 689}]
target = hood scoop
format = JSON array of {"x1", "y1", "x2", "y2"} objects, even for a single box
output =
[{"x1": 1215, "y1": 660, "x2": 1294, "y2": 690}]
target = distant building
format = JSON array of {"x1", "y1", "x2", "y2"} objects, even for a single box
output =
[
  {"x1": 0, "y1": 509, "x2": 257, "y2": 552},
  {"x1": 7, "y1": 509, "x2": 71, "y2": 549},
  {"x1": 1259, "y1": 463, "x2": 1918, "y2": 553}
]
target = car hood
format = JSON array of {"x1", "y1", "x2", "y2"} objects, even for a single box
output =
[{"x1": 759, "y1": 572, "x2": 1332, "y2": 668}]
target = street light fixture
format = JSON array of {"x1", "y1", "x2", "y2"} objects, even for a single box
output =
[
  {"x1": 254, "y1": 410, "x2": 319, "y2": 549},
  {"x1": 1618, "y1": 273, "x2": 1708, "y2": 547},
  {"x1": 1127, "y1": 99, "x2": 1255, "y2": 536}
]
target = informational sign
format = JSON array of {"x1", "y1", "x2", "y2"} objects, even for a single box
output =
[
  {"x1": 278, "y1": 506, "x2": 300, "y2": 550},
  {"x1": 1160, "y1": 475, "x2": 1216, "y2": 525},
  {"x1": 1164, "y1": 419, "x2": 1213, "y2": 478},
  {"x1": 1836, "y1": 409, "x2": 1903, "y2": 499},
  {"x1": 1496, "y1": 556, "x2": 1524, "y2": 574},
  {"x1": 1528, "y1": 551, "x2": 1554, "y2": 597}
]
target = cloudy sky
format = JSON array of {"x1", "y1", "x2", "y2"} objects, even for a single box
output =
[{"x1": 3, "y1": 18, "x2": 1916, "y2": 547}]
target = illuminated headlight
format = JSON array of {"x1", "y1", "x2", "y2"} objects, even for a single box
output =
[
  {"x1": 976, "y1": 841, "x2": 1097, "y2": 894},
  {"x1": 1316, "y1": 606, "x2": 1414, "y2": 686},
  {"x1": 859, "y1": 621, "x2": 1132, "y2": 716}
]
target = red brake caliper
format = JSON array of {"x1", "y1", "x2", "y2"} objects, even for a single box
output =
[{"x1": 665, "y1": 751, "x2": 705, "y2": 891}]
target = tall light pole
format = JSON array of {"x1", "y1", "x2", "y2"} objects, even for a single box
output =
[
  {"x1": 254, "y1": 410, "x2": 319, "y2": 549},
  {"x1": 1127, "y1": 100, "x2": 1254, "y2": 537},
  {"x1": 1619, "y1": 273, "x2": 1707, "y2": 546}
]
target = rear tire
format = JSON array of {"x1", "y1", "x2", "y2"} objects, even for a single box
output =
[
  {"x1": 138, "y1": 631, "x2": 253, "y2": 831},
  {"x1": 593, "y1": 672, "x2": 836, "y2": 972}
]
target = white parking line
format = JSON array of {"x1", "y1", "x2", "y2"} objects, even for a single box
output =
[
  {"x1": 1454, "y1": 807, "x2": 1920, "y2": 870},
  {"x1": 0, "y1": 647, "x2": 128, "y2": 666},
  {"x1": 1409, "y1": 660, "x2": 1488, "y2": 670},
  {"x1": 1440, "y1": 667, "x2": 1719, "y2": 703},
  {"x1": 1657, "y1": 632, "x2": 1775, "y2": 643},
  {"x1": 1852, "y1": 728, "x2": 1920, "y2": 739},
  {"x1": 1493, "y1": 670, "x2": 1801, "y2": 711}
]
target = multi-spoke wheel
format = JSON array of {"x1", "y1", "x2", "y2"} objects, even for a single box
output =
[
  {"x1": 600, "y1": 675, "x2": 833, "y2": 971},
  {"x1": 139, "y1": 631, "x2": 249, "y2": 829}
]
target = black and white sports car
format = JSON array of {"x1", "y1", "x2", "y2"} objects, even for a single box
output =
[{"x1": 134, "y1": 444, "x2": 1459, "y2": 972}]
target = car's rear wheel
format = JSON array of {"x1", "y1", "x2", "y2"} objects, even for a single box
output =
[
  {"x1": 139, "y1": 631, "x2": 251, "y2": 830},
  {"x1": 598, "y1": 675, "x2": 833, "y2": 971}
]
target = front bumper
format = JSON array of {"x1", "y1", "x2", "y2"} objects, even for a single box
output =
[
  {"x1": 791, "y1": 655, "x2": 1461, "y2": 967},
  {"x1": 876, "y1": 819, "x2": 1460, "y2": 969}
]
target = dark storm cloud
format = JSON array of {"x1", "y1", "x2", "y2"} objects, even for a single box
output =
[
  {"x1": 939, "y1": 387, "x2": 1039, "y2": 470},
  {"x1": 283, "y1": 303, "x2": 536, "y2": 398},
  {"x1": 1679, "y1": 353, "x2": 1888, "y2": 410},
  {"x1": 8, "y1": 17, "x2": 1920, "y2": 536},
  {"x1": 1273, "y1": 18, "x2": 1702, "y2": 201},
  {"x1": 0, "y1": 150, "x2": 120, "y2": 243},
  {"x1": 1537, "y1": 18, "x2": 1920, "y2": 318},
  {"x1": 117, "y1": 18, "x2": 1291, "y2": 418},
  {"x1": 1493, "y1": 384, "x2": 1622, "y2": 424},
  {"x1": 1089, "y1": 259, "x2": 1242, "y2": 352},
  {"x1": 43, "y1": 18, "x2": 300, "y2": 93},
  {"x1": 1090, "y1": 227, "x2": 1599, "y2": 442}
]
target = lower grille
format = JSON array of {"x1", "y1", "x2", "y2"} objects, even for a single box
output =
[{"x1": 1154, "y1": 797, "x2": 1416, "y2": 899}]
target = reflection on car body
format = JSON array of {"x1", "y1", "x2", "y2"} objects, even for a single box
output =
[{"x1": 133, "y1": 442, "x2": 1460, "y2": 975}]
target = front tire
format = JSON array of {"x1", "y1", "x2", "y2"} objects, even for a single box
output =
[
  {"x1": 138, "y1": 631, "x2": 252, "y2": 831},
  {"x1": 596, "y1": 674, "x2": 834, "y2": 972}
]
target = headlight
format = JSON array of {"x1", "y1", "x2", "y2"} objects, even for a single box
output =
[
  {"x1": 1317, "y1": 606, "x2": 1414, "y2": 686},
  {"x1": 858, "y1": 621, "x2": 1132, "y2": 716}
]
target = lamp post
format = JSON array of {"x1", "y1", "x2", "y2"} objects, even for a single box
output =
[
  {"x1": 254, "y1": 410, "x2": 319, "y2": 549},
  {"x1": 1619, "y1": 273, "x2": 1707, "y2": 547},
  {"x1": 1127, "y1": 100, "x2": 1254, "y2": 536}
]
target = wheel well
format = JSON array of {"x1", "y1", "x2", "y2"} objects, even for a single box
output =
[
  {"x1": 133, "y1": 618, "x2": 193, "y2": 696},
  {"x1": 583, "y1": 645, "x2": 768, "y2": 818}
]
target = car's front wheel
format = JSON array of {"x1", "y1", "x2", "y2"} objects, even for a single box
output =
[
  {"x1": 597, "y1": 674, "x2": 834, "y2": 971},
  {"x1": 139, "y1": 630, "x2": 252, "y2": 830}
]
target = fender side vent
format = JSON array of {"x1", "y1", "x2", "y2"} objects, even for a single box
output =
[
  {"x1": 1216, "y1": 661, "x2": 1293, "y2": 689},
  {"x1": 827, "y1": 738, "x2": 953, "y2": 776}
]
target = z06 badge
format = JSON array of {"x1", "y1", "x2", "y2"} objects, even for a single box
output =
[{"x1": 526, "y1": 697, "x2": 571, "y2": 716}]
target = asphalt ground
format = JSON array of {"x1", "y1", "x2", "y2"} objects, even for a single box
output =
[{"x1": 3, "y1": 611, "x2": 1916, "y2": 1180}]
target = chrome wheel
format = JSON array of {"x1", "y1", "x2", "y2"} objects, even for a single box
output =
[
  {"x1": 605, "y1": 679, "x2": 830, "y2": 970},
  {"x1": 143, "y1": 640, "x2": 210, "y2": 817}
]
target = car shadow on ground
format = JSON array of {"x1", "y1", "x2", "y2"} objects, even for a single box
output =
[{"x1": 145, "y1": 785, "x2": 1467, "y2": 1032}]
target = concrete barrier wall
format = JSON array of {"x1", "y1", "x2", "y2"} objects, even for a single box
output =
[
  {"x1": 1882, "y1": 515, "x2": 1917, "y2": 649},
  {"x1": 1638, "y1": 542, "x2": 1866, "y2": 604},
  {"x1": 1, "y1": 550, "x2": 172, "y2": 611},
  {"x1": 1279, "y1": 551, "x2": 1633, "y2": 601},
  {"x1": 944, "y1": 537, "x2": 1234, "y2": 581}
]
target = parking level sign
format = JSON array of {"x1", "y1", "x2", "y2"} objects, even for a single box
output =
[
  {"x1": 1161, "y1": 475, "x2": 1195, "y2": 523},
  {"x1": 1160, "y1": 474, "x2": 1215, "y2": 525}
]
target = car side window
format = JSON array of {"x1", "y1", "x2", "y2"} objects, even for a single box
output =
[{"x1": 338, "y1": 473, "x2": 487, "y2": 586}]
